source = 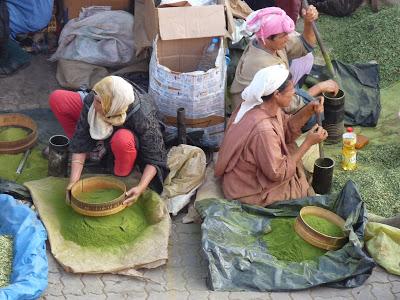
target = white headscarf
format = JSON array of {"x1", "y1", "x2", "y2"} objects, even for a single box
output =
[
  {"x1": 88, "y1": 76, "x2": 135, "y2": 140},
  {"x1": 234, "y1": 65, "x2": 289, "y2": 124}
]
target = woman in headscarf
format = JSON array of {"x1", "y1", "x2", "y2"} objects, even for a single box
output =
[
  {"x1": 230, "y1": 6, "x2": 339, "y2": 116},
  {"x1": 49, "y1": 76, "x2": 168, "y2": 204},
  {"x1": 216, "y1": 65, "x2": 327, "y2": 206}
]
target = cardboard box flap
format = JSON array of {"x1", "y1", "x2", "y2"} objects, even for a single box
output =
[
  {"x1": 158, "y1": 1, "x2": 191, "y2": 8},
  {"x1": 157, "y1": 5, "x2": 226, "y2": 40}
]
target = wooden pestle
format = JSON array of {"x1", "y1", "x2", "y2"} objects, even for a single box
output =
[{"x1": 316, "y1": 112, "x2": 324, "y2": 158}]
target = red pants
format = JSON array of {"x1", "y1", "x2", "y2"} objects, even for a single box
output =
[{"x1": 49, "y1": 90, "x2": 137, "y2": 176}]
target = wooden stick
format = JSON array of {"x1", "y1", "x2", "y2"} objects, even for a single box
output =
[{"x1": 302, "y1": 0, "x2": 336, "y2": 80}]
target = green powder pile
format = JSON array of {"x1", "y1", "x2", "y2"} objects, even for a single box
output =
[
  {"x1": 53, "y1": 190, "x2": 152, "y2": 248},
  {"x1": 316, "y1": 6, "x2": 400, "y2": 88},
  {"x1": 0, "y1": 147, "x2": 48, "y2": 184},
  {"x1": 262, "y1": 218, "x2": 326, "y2": 263},
  {"x1": 332, "y1": 143, "x2": 400, "y2": 218},
  {"x1": 78, "y1": 188, "x2": 123, "y2": 204},
  {"x1": 0, "y1": 235, "x2": 13, "y2": 288},
  {"x1": 303, "y1": 215, "x2": 343, "y2": 237},
  {"x1": 0, "y1": 126, "x2": 30, "y2": 142}
]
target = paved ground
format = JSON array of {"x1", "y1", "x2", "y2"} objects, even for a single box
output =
[{"x1": 1, "y1": 55, "x2": 399, "y2": 299}]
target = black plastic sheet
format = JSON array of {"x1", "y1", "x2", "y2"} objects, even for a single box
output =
[{"x1": 196, "y1": 181, "x2": 376, "y2": 291}]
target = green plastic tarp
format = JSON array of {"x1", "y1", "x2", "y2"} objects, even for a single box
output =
[{"x1": 195, "y1": 181, "x2": 376, "y2": 291}]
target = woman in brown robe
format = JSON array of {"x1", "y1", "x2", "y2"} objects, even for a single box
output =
[{"x1": 215, "y1": 65, "x2": 327, "y2": 206}]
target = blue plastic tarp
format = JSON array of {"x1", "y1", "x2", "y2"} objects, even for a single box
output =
[
  {"x1": 6, "y1": 0, "x2": 53, "y2": 37},
  {"x1": 0, "y1": 194, "x2": 48, "y2": 300}
]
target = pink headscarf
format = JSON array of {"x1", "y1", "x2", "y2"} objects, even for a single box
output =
[{"x1": 246, "y1": 7, "x2": 295, "y2": 43}]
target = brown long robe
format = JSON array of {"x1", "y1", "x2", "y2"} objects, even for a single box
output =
[{"x1": 215, "y1": 106, "x2": 313, "y2": 206}]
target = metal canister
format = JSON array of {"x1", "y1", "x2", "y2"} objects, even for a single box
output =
[{"x1": 48, "y1": 135, "x2": 70, "y2": 177}]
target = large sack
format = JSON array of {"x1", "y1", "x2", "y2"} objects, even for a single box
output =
[
  {"x1": 50, "y1": 10, "x2": 135, "y2": 68},
  {"x1": 162, "y1": 145, "x2": 206, "y2": 215},
  {"x1": 56, "y1": 59, "x2": 109, "y2": 89}
]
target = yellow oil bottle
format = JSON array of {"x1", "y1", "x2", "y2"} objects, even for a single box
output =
[{"x1": 342, "y1": 127, "x2": 357, "y2": 170}]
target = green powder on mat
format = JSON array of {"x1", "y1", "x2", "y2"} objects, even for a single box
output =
[
  {"x1": 78, "y1": 188, "x2": 123, "y2": 204},
  {"x1": 54, "y1": 190, "x2": 153, "y2": 248},
  {"x1": 0, "y1": 126, "x2": 30, "y2": 142},
  {"x1": 303, "y1": 215, "x2": 343, "y2": 237},
  {"x1": 262, "y1": 218, "x2": 326, "y2": 263},
  {"x1": 0, "y1": 235, "x2": 13, "y2": 288}
]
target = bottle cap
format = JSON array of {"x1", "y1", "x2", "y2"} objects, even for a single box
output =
[
  {"x1": 347, "y1": 127, "x2": 353, "y2": 133},
  {"x1": 212, "y1": 37, "x2": 219, "y2": 43}
]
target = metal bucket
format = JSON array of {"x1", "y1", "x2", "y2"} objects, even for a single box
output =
[
  {"x1": 48, "y1": 135, "x2": 69, "y2": 177},
  {"x1": 312, "y1": 157, "x2": 335, "y2": 195},
  {"x1": 322, "y1": 89, "x2": 345, "y2": 144}
]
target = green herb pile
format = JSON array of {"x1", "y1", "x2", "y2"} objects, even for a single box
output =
[
  {"x1": 303, "y1": 215, "x2": 343, "y2": 237},
  {"x1": 54, "y1": 190, "x2": 153, "y2": 248},
  {"x1": 0, "y1": 126, "x2": 30, "y2": 142},
  {"x1": 78, "y1": 188, "x2": 123, "y2": 204},
  {"x1": 262, "y1": 218, "x2": 326, "y2": 263},
  {"x1": 332, "y1": 143, "x2": 400, "y2": 218},
  {"x1": 317, "y1": 6, "x2": 400, "y2": 88},
  {"x1": 0, "y1": 235, "x2": 13, "y2": 288}
]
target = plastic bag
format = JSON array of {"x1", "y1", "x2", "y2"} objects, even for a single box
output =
[
  {"x1": 0, "y1": 194, "x2": 48, "y2": 300},
  {"x1": 365, "y1": 222, "x2": 400, "y2": 275},
  {"x1": 195, "y1": 181, "x2": 376, "y2": 291}
]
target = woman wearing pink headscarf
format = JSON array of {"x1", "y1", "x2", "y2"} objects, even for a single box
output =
[{"x1": 230, "y1": 6, "x2": 339, "y2": 117}]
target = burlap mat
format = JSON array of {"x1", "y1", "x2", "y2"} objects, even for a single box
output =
[{"x1": 25, "y1": 176, "x2": 171, "y2": 278}]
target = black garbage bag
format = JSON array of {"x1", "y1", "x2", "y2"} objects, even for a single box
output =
[
  {"x1": 195, "y1": 181, "x2": 376, "y2": 291},
  {"x1": 308, "y1": 0, "x2": 363, "y2": 17},
  {"x1": 310, "y1": 60, "x2": 381, "y2": 127}
]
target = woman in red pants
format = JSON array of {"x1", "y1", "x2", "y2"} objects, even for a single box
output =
[{"x1": 49, "y1": 76, "x2": 168, "y2": 204}]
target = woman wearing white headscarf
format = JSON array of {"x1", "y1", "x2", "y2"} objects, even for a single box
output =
[
  {"x1": 49, "y1": 76, "x2": 168, "y2": 204},
  {"x1": 215, "y1": 65, "x2": 327, "y2": 206}
]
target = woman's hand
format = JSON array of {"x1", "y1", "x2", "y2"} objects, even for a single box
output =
[
  {"x1": 124, "y1": 185, "x2": 145, "y2": 206},
  {"x1": 65, "y1": 180, "x2": 77, "y2": 205},
  {"x1": 305, "y1": 124, "x2": 328, "y2": 146},
  {"x1": 308, "y1": 96, "x2": 324, "y2": 114},
  {"x1": 302, "y1": 5, "x2": 319, "y2": 23},
  {"x1": 317, "y1": 80, "x2": 339, "y2": 96}
]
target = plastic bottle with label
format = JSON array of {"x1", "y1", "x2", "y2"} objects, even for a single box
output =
[
  {"x1": 197, "y1": 37, "x2": 219, "y2": 72},
  {"x1": 342, "y1": 127, "x2": 357, "y2": 170}
]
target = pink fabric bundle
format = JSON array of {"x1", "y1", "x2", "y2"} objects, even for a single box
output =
[{"x1": 246, "y1": 7, "x2": 295, "y2": 42}]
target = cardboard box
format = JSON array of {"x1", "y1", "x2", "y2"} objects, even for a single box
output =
[
  {"x1": 63, "y1": 0, "x2": 131, "y2": 19},
  {"x1": 142, "y1": 1, "x2": 232, "y2": 147},
  {"x1": 149, "y1": 35, "x2": 227, "y2": 147},
  {"x1": 133, "y1": 0, "x2": 234, "y2": 55}
]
